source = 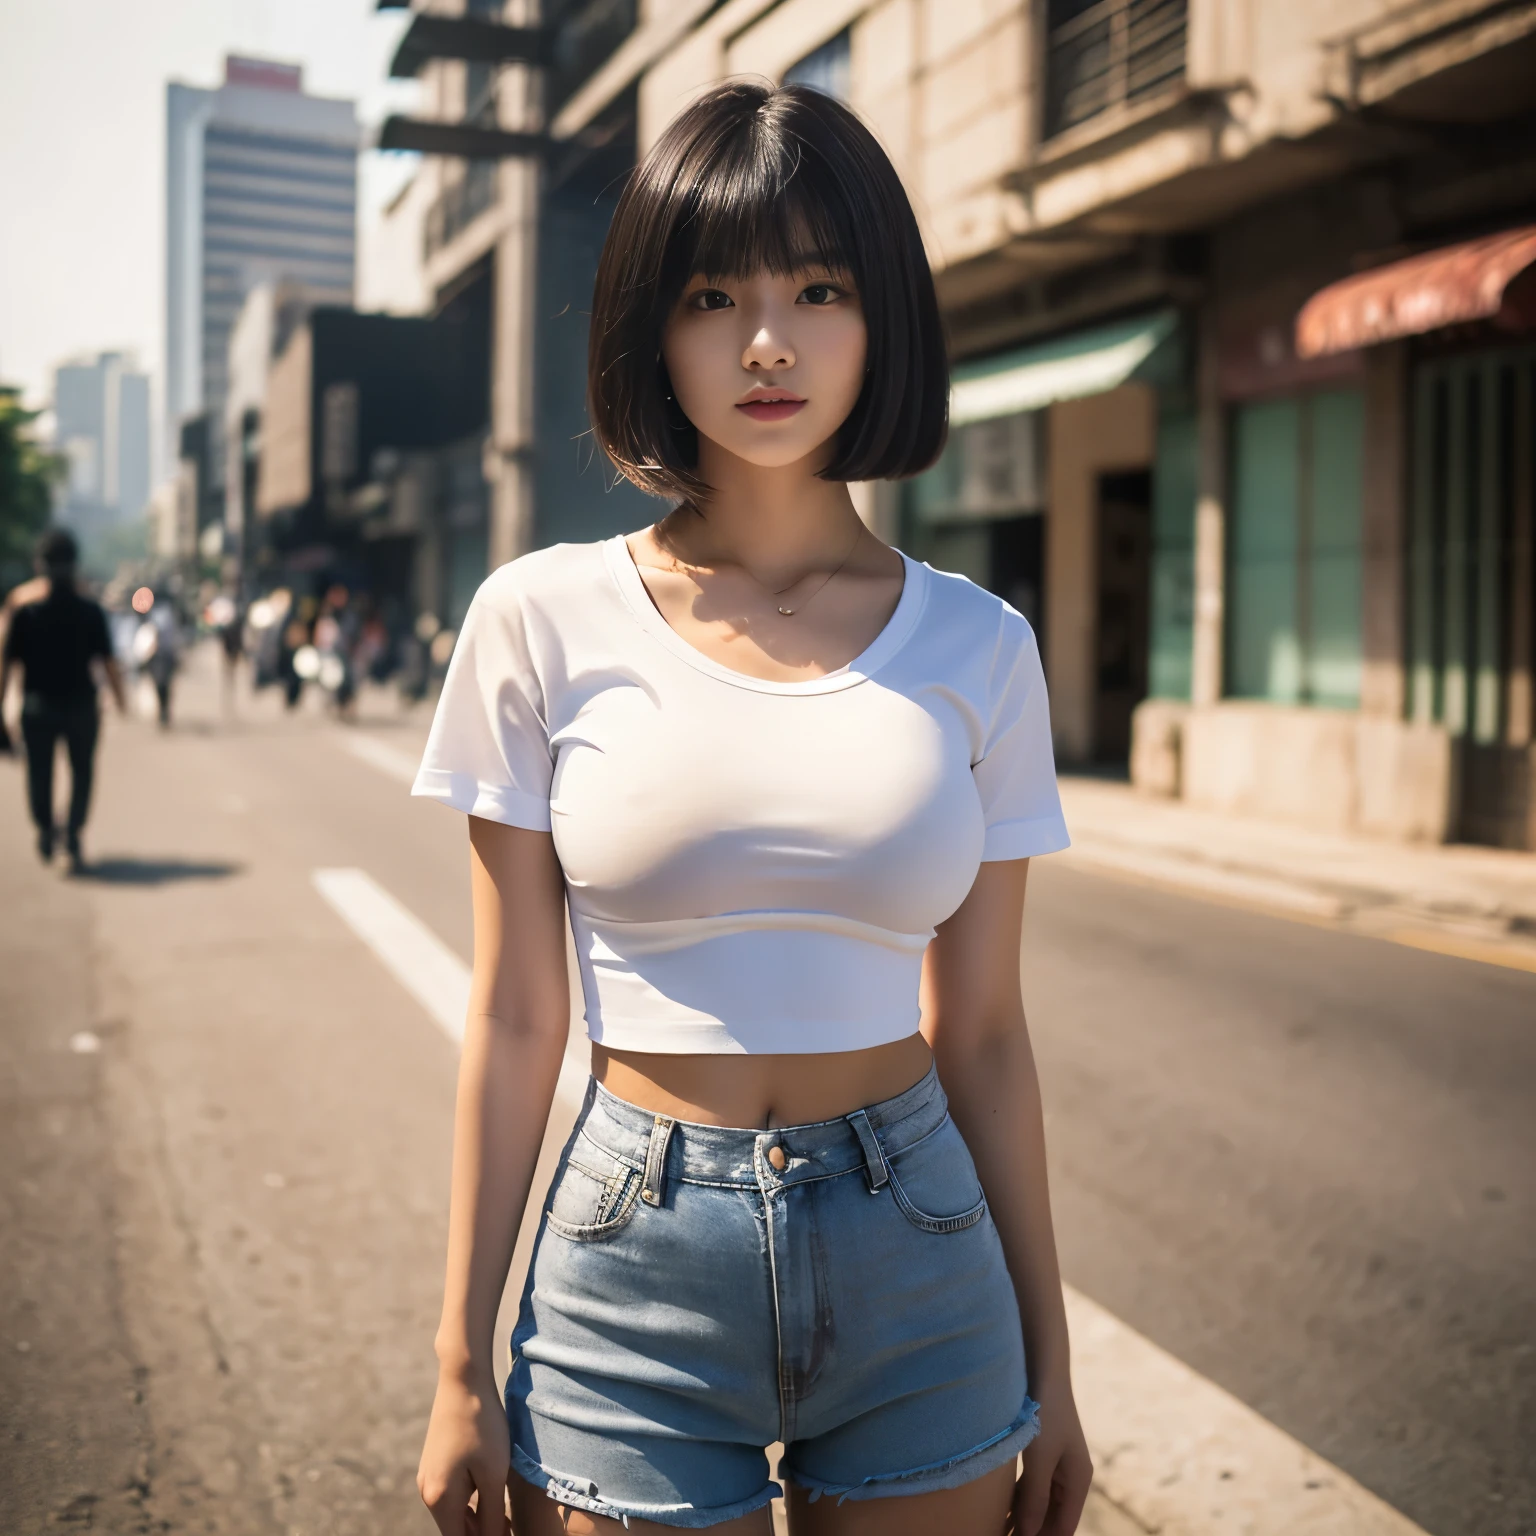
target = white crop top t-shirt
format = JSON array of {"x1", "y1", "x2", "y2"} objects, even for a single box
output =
[{"x1": 412, "y1": 535, "x2": 1069, "y2": 1054}]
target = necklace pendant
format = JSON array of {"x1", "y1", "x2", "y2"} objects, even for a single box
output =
[{"x1": 777, "y1": 605, "x2": 795, "y2": 616}]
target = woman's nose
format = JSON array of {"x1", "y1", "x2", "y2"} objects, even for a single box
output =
[{"x1": 742, "y1": 323, "x2": 794, "y2": 371}]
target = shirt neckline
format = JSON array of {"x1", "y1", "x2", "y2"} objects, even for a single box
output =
[{"x1": 603, "y1": 531, "x2": 928, "y2": 696}]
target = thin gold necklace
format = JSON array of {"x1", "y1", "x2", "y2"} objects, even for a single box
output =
[
  {"x1": 665, "y1": 522, "x2": 865, "y2": 617},
  {"x1": 769, "y1": 524, "x2": 865, "y2": 615}
]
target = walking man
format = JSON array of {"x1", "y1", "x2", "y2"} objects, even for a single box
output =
[{"x1": 0, "y1": 530, "x2": 125, "y2": 872}]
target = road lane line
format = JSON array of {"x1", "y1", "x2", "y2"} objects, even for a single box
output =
[
  {"x1": 1066, "y1": 1285, "x2": 1431, "y2": 1535},
  {"x1": 313, "y1": 865, "x2": 1433, "y2": 1536},
  {"x1": 310, "y1": 867, "x2": 590, "y2": 1105},
  {"x1": 339, "y1": 734, "x2": 421, "y2": 785},
  {"x1": 313, "y1": 868, "x2": 470, "y2": 1042}
]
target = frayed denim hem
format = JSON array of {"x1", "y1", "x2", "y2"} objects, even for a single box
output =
[
  {"x1": 784, "y1": 1396, "x2": 1041, "y2": 1506},
  {"x1": 510, "y1": 1443, "x2": 780, "y2": 1530}
]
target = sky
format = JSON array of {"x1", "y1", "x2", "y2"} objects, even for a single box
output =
[{"x1": 0, "y1": 0, "x2": 421, "y2": 420}]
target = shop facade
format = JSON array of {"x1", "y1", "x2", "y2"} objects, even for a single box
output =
[{"x1": 1136, "y1": 208, "x2": 1536, "y2": 849}]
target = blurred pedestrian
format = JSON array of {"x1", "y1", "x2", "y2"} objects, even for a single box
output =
[
  {"x1": 131, "y1": 589, "x2": 182, "y2": 728},
  {"x1": 357, "y1": 601, "x2": 391, "y2": 686},
  {"x1": 0, "y1": 529, "x2": 126, "y2": 872},
  {"x1": 207, "y1": 593, "x2": 244, "y2": 715},
  {"x1": 280, "y1": 595, "x2": 317, "y2": 711}
]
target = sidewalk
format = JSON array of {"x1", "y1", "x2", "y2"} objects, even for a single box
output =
[{"x1": 1058, "y1": 776, "x2": 1536, "y2": 970}]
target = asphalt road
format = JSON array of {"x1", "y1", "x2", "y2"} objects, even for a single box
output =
[{"x1": 1, "y1": 654, "x2": 1531, "y2": 1536}]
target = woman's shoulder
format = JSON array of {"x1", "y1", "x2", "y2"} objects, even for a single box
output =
[
  {"x1": 909, "y1": 558, "x2": 1038, "y2": 659},
  {"x1": 470, "y1": 537, "x2": 622, "y2": 623}
]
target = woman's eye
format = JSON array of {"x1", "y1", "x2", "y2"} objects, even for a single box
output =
[
  {"x1": 799, "y1": 283, "x2": 842, "y2": 305},
  {"x1": 691, "y1": 289, "x2": 732, "y2": 311}
]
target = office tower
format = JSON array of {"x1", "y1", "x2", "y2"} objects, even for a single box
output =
[
  {"x1": 52, "y1": 352, "x2": 151, "y2": 544},
  {"x1": 165, "y1": 56, "x2": 357, "y2": 475}
]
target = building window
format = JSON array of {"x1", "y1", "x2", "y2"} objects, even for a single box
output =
[
  {"x1": 1148, "y1": 404, "x2": 1196, "y2": 699},
  {"x1": 425, "y1": 161, "x2": 498, "y2": 258},
  {"x1": 784, "y1": 29, "x2": 852, "y2": 102},
  {"x1": 1226, "y1": 389, "x2": 1364, "y2": 708},
  {"x1": 901, "y1": 412, "x2": 1047, "y2": 634},
  {"x1": 1408, "y1": 351, "x2": 1536, "y2": 746},
  {"x1": 1044, "y1": 0, "x2": 1187, "y2": 140}
]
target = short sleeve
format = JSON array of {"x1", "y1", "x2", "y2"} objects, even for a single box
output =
[
  {"x1": 411, "y1": 572, "x2": 553, "y2": 830},
  {"x1": 973, "y1": 610, "x2": 1070, "y2": 861}
]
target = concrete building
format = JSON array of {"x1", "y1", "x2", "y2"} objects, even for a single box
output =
[
  {"x1": 52, "y1": 351, "x2": 151, "y2": 548},
  {"x1": 223, "y1": 279, "x2": 350, "y2": 573},
  {"x1": 368, "y1": 1, "x2": 1536, "y2": 848},
  {"x1": 165, "y1": 56, "x2": 359, "y2": 498},
  {"x1": 367, "y1": 0, "x2": 655, "y2": 614},
  {"x1": 249, "y1": 304, "x2": 491, "y2": 625},
  {"x1": 149, "y1": 472, "x2": 196, "y2": 565}
]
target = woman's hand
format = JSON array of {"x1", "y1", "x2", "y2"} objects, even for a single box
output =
[
  {"x1": 418, "y1": 1367, "x2": 512, "y2": 1536},
  {"x1": 1012, "y1": 1378, "x2": 1093, "y2": 1536}
]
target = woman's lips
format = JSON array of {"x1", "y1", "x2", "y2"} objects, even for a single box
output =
[{"x1": 735, "y1": 399, "x2": 806, "y2": 421}]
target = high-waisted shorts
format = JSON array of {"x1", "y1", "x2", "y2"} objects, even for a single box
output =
[{"x1": 506, "y1": 1064, "x2": 1040, "y2": 1528}]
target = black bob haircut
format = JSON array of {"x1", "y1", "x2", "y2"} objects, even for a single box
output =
[{"x1": 589, "y1": 82, "x2": 949, "y2": 502}]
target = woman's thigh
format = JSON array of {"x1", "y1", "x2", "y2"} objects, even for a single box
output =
[
  {"x1": 785, "y1": 1459, "x2": 1015, "y2": 1536},
  {"x1": 509, "y1": 1472, "x2": 776, "y2": 1535}
]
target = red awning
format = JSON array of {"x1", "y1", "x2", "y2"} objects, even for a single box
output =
[{"x1": 1295, "y1": 225, "x2": 1536, "y2": 358}]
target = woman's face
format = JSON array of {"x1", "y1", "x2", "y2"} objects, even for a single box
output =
[{"x1": 660, "y1": 265, "x2": 867, "y2": 473}]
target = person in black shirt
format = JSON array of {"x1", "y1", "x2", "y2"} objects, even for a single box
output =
[{"x1": 0, "y1": 529, "x2": 126, "y2": 871}]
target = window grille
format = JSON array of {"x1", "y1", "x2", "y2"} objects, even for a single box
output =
[
  {"x1": 1044, "y1": 0, "x2": 1187, "y2": 140},
  {"x1": 424, "y1": 161, "x2": 499, "y2": 259}
]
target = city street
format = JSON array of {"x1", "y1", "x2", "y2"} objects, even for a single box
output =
[{"x1": 2, "y1": 650, "x2": 1532, "y2": 1536}]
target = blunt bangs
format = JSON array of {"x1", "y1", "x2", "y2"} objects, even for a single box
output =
[{"x1": 589, "y1": 82, "x2": 949, "y2": 501}]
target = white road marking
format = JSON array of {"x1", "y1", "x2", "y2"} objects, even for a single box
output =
[
  {"x1": 313, "y1": 868, "x2": 471, "y2": 1042},
  {"x1": 313, "y1": 866, "x2": 1429, "y2": 1536},
  {"x1": 1066, "y1": 1286, "x2": 1430, "y2": 1535},
  {"x1": 339, "y1": 734, "x2": 421, "y2": 785},
  {"x1": 310, "y1": 867, "x2": 589, "y2": 1106}
]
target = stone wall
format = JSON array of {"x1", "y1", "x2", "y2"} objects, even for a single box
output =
[{"x1": 1132, "y1": 698, "x2": 1459, "y2": 843}]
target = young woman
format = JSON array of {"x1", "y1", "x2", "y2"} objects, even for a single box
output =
[{"x1": 413, "y1": 82, "x2": 1092, "y2": 1536}]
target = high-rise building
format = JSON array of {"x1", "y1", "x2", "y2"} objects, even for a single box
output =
[
  {"x1": 52, "y1": 352, "x2": 151, "y2": 544},
  {"x1": 165, "y1": 55, "x2": 357, "y2": 476}
]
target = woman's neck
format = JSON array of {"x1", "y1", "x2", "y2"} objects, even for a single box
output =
[{"x1": 663, "y1": 441, "x2": 867, "y2": 585}]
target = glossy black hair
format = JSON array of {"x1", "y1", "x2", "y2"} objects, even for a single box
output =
[{"x1": 588, "y1": 81, "x2": 949, "y2": 501}]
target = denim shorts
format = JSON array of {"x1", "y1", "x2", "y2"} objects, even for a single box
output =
[{"x1": 506, "y1": 1064, "x2": 1040, "y2": 1528}]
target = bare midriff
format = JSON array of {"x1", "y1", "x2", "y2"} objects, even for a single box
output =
[{"x1": 591, "y1": 1033, "x2": 934, "y2": 1130}]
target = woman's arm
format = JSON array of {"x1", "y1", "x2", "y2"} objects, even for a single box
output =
[
  {"x1": 418, "y1": 816, "x2": 571, "y2": 1536},
  {"x1": 921, "y1": 857, "x2": 1092, "y2": 1536}
]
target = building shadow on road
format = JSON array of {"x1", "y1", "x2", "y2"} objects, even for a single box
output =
[{"x1": 72, "y1": 858, "x2": 242, "y2": 885}]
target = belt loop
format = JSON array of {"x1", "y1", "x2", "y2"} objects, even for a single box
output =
[
  {"x1": 641, "y1": 1114, "x2": 675, "y2": 1207},
  {"x1": 846, "y1": 1109, "x2": 888, "y2": 1193}
]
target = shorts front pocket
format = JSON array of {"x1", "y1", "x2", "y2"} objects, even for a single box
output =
[
  {"x1": 545, "y1": 1134, "x2": 643, "y2": 1242},
  {"x1": 883, "y1": 1115, "x2": 987, "y2": 1235}
]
